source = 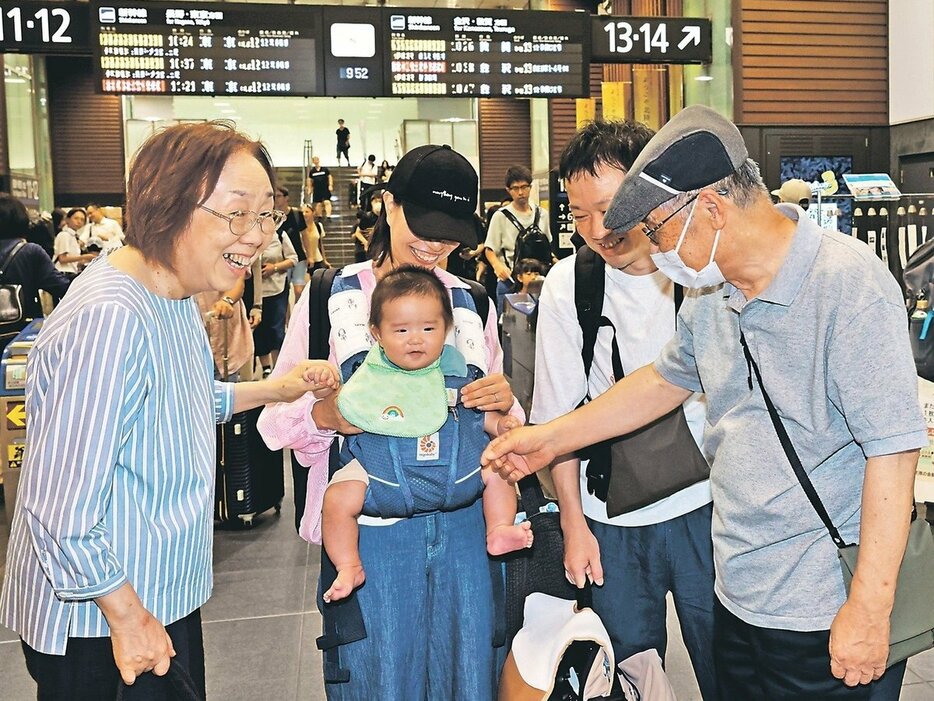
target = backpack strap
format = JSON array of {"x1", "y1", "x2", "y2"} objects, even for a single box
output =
[
  {"x1": 458, "y1": 275, "x2": 490, "y2": 325},
  {"x1": 574, "y1": 246, "x2": 606, "y2": 378},
  {"x1": 499, "y1": 208, "x2": 526, "y2": 236},
  {"x1": 307, "y1": 266, "x2": 340, "y2": 361},
  {"x1": 305, "y1": 265, "x2": 367, "y2": 684},
  {"x1": 0, "y1": 239, "x2": 28, "y2": 281},
  {"x1": 532, "y1": 206, "x2": 541, "y2": 229}
]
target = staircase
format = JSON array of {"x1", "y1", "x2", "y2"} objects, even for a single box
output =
[{"x1": 274, "y1": 165, "x2": 362, "y2": 268}]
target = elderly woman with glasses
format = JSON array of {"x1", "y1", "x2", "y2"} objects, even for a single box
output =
[{"x1": 0, "y1": 121, "x2": 322, "y2": 701}]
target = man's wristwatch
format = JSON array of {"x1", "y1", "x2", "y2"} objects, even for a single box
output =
[{"x1": 222, "y1": 296, "x2": 236, "y2": 306}]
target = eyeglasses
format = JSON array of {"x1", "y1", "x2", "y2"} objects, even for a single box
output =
[
  {"x1": 641, "y1": 189, "x2": 730, "y2": 245},
  {"x1": 508, "y1": 184, "x2": 531, "y2": 193},
  {"x1": 640, "y1": 194, "x2": 699, "y2": 246},
  {"x1": 198, "y1": 204, "x2": 287, "y2": 237}
]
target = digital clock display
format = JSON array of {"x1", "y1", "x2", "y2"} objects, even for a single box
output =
[
  {"x1": 91, "y1": 0, "x2": 325, "y2": 96},
  {"x1": 0, "y1": 2, "x2": 88, "y2": 54},
  {"x1": 384, "y1": 8, "x2": 589, "y2": 98},
  {"x1": 322, "y1": 6, "x2": 384, "y2": 96}
]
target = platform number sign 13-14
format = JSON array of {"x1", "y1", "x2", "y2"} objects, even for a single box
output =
[{"x1": 591, "y1": 17, "x2": 711, "y2": 64}]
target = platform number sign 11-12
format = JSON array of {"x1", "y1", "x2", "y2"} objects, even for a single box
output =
[
  {"x1": 591, "y1": 16, "x2": 712, "y2": 64},
  {"x1": 0, "y1": 2, "x2": 86, "y2": 54}
]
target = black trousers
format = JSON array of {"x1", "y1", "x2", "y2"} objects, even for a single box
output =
[
  {"x1": 714, "y1": 600, "x2": 905, "y2": 701},
  {"x1": 21, "y1": 609, "x2": 205, "y2": 701}
]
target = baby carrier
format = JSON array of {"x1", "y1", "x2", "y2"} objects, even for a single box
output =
[
  {"x1": 337, "y1": 344, "x2": 488, "y2": 519},
  {"x1": 303, "y1": 264, "x2": 501, "y2": 684}
]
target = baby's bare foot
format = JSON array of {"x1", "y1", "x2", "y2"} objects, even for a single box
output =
[
  {"x1": 323, "y1": 564, "x2": 366, "y2": 603},
  {"x1": 487, "y1": 521, "x2": 534, "y2": 556}
]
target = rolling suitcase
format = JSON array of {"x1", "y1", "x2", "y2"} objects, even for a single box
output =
[{"x1": 214, "y1": 316, "x2": 284, "y2": 528}]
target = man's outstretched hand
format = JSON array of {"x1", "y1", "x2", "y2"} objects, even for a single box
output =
[{"x1": 481, "y1": 424, "x2": 557, "y2": 484}]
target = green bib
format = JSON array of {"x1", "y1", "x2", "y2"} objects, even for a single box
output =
[{"x1": 337, "y1": 345, "x2": 468, "y2": 438}]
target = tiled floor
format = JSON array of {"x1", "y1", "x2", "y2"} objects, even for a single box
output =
[{"x1": 1, "y1": 473, "x2": 934, "y2": 699}]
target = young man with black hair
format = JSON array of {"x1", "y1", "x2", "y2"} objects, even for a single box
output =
[
  {"x1": 530, "y1": 120, "x2": 718, "y2": 699},
  {"x1": 483, "y1": 165, "x2": 553, "y2": 315}
]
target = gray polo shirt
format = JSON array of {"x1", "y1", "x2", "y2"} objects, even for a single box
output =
[{"x1": 655, "y1": 204, "x2": 927, "y2": 631}]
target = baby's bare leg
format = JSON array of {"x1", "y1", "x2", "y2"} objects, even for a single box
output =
[
  {"x1": 482, "y1": 467, "x2": 534, "y2": 556},
  {"x1": 322, "y1": 480, "x2": 368, "y2": 602}
]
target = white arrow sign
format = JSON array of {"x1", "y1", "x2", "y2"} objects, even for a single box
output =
[{"x1": 678, "y1": 25, "x2": 701, "y2": 50}]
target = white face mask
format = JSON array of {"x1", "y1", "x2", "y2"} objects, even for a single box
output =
[
  {"x1": 650, "y1": 199, "x2": 725, "y2": 289},
  {"x1": 372, "y1": 202, "x2": 382, "y2": 215}
]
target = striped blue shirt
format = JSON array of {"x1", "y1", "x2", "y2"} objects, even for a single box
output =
[{"x1": 0, "y1": 255, "x2": 234, "y2": 655}]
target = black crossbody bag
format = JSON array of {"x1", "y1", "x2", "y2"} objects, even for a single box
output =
[
  {"x1": 740, "y1": 330, "x2": 934, "y2": 666},
  {"x1": 574, "y1": 247, "x2": 710, "y2": 517}
]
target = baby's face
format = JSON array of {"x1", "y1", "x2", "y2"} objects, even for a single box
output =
[{"x1": 373, "y1": 293, "x2": 448, "y2": 371}]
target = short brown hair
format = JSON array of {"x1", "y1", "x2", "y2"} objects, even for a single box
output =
[
  {"x1": 124, "y1": 121, "x2": 275, "y2": 270},
  {"x1": 369, "y1": 265, "x2": 453, "y2": 331}
]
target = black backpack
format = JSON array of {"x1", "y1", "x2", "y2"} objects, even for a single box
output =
[{"x1": 501, "y1": 207, "x2": 552, "y2": 267}]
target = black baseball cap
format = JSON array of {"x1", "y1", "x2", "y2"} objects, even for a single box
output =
[
  {"x1": 604, "y1": 105, "x2": 749, "y2": 233},
  {"x1": 365, "y1": 144, "x2": 479, "y2": 247}
]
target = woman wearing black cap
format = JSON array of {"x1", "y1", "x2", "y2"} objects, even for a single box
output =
[{"x1": 258, "y1": 144, "x2": 519, "y2": 699}]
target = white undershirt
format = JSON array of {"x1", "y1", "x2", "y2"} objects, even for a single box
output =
[{"x1": 530, "y1": 254, "x2": 711, "y2": 527}]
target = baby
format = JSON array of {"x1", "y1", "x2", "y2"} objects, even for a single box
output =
[{"x1": 309, "y1": 266, "x2": 533, "y2": 603}]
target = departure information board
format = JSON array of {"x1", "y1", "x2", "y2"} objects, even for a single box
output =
[
  {"x1": 91, "y1": 0, "x2": 324, "y2": 96},
  {"x1": 384, "y1": 9, "x2": 589, "y2": 98}
]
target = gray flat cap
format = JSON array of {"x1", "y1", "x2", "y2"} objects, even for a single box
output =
[{"x1": 604, "y1": 105, "x2": 749, "y2": 233}]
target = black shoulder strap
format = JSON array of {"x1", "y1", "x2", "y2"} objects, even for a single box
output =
[
  {"x1": 739, "y1": 330, "x2": 849, "y2": 548},
  {"x1": 500, "y1": 208, "x2": 526, "y2": 236},
  {"x1": 574, "y1": 246, "x2": 606, "y2": 377},
  {"x1": 307, "y1": 266, "x2": 340, "y2": 360},
  {"x1": 458, "y1": 275, "x2": 490, "y2": 324},
  {"x1": 0, "y1": 239, "x2": 28, "y2": 280},
  {"x1": 532, "y1": 206, "x2": 541, "y2": 229}
]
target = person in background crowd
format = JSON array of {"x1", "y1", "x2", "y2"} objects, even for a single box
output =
[
  {"x1": 336, "y1": 119, "x2": 351, "y2": 167},
  {"x1": 0, "y1": 121, "x2": 322, "y2": 701},
  {"x1": 274, "y1": 186, "x2": 309, "y2": 299},
  {"x1": 351, "y1": 192, "x2": 381, "y2": 264},
  {"x1": 53, "y1": 207, "x2": 96, "y2": 276},
  {"x1": 26, "y1": 211, "x2": 55, "y2": 259},
  {"x1": 302, "y1": 204, "x2": 330, "y2": 274},
  {"x1": 258, "y1": 144, "x2": 519, "y2": 699},
  {"x1": 81, "y1": 203, "x2": 125, "y2": 252},
  {"x1": 510, "y1": 257, "x2": 548, "y2": 295},
  {"x1": 483, "y1": 165, "x2": 553, "y2": 316},
  {"x1": 253, "y1": 220, "x2": 297, "y2": 378},
  {"x1": 531, "y1": 119, "x2": 717, "y2": 699},
  {"x1": 378, "y1": 159, "x2": 392, "y2": 183},
  {"x1": 196, "y1": 277, "x2": 254, "y2": 383},
  {"x1": 358, "y1": 154, "x2": 379, "y2": 187},
  {"x1": 0, "y1": 194, "x2": 71, "y2": 318},
  {"x1": 307, "y1": 156, "x2": 334, "y2": 219},
  {"x1": 483, "y1": 105, "x2": 922, "y2": 700}
]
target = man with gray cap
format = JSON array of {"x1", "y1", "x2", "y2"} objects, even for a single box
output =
[{"x1": 483, "y1": 104, "x2": 925, "y2": 698}]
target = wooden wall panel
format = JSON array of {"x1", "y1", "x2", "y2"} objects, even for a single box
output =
[
  {"x1": 46, "y1": 56, "x2": 126, "y2": 204},
  {"x1": 733, "y1": 0, "x2": 888, "y2": 126},
  {"x1": 478, "y1": 99, "x2": 531, "y2": 198},
  {"x1": 549, "y1": 64, "x2": 604, "y2": 169}
]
